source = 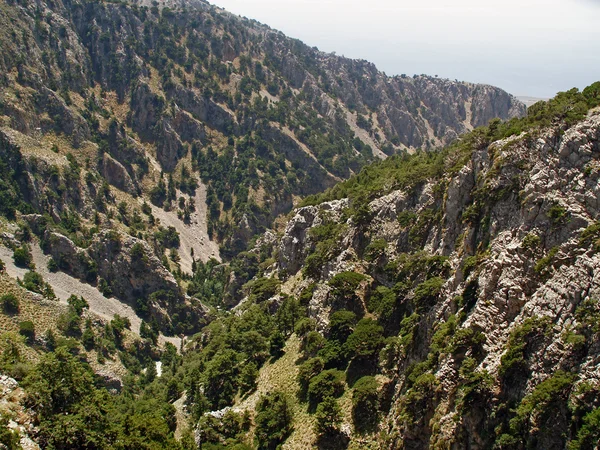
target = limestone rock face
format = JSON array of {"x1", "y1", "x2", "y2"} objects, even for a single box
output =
[
  {"x1": 155, "y1": 119, "x2": 186, "y2": 173},
  {"x1": 272, "y1": 108, "x2": 600, "y2": 448},
  {"x1": 87, "y1": 231, "x2": 180, "y2": 303},
  {"x1": 41, "y1": 228, "x2": 206, "y2": 332},
  {"x1": 0, "y1": 375, "x2": 39, "y2": 450},
  {"x1": 279, "y1": 199, "x2": 349, "y2": 275},
  {"x1": 100, "y1": 153, "x2": 137, "y2": 195}
]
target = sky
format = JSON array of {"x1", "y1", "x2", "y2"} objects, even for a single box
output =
[{"x1": 208, "y1": 0, "x2": 600, "y2": 98}]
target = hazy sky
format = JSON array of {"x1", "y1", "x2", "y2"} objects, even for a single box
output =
[{"x1": 209, "y1": 0, "x2": 600, "y2": 98}]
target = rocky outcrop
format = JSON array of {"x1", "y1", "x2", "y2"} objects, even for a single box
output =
[
  {"x1": 40, "y1": 228, "x2": 207, "y2": 333},
  {"x1": 155, "y1": 119, "x2": 187, "y2": 173},
  {"x1": 279, "y1": 199, "x2": 349, "y2": 275},
  {"x1": 0, "y1": 375, "x2": 39, "y2": 450},
  {"x1": 100, "y1": 153, "x2": 137, "y2": 195},
  {"x1": 170, "y1": 85, "x2": 237, "y2": 135},
  {"x1": 34, "y1": 88, "x2": 90, "y2": 147},
  {"x1": 87, "y1": 230, "x2": 180, "y2": 303},
  {"x1": 271, "y1": 107, "x2": 600, "y2": 448}
]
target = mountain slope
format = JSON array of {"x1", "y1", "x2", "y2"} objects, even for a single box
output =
[
  {"x1": 205, "y1": 84, "x2": 600, "y2": 449},
  {"x1": 0, "y1": 0, "x2": 524, "y2": 257}
]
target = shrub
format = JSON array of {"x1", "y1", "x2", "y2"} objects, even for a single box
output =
[
  {"x1": 366, "y1": 286, "x2": 396, "y2": 318},
  {"x1": 314, "y1": 396, "x2": 342, "y2": 436},
  {"x1": 1, "y1": 294, "x2": 19, "y2": 314},
  {"x1": 522, "y1": 233, "x2": 541, "y2": 250},
  {"x1": 364, "y1": 238, "x2": 387, "y2": 262},
  {"x1": 413, "y1": 277, "x2": 444, "y2": 311},
  {"x1": 294, "y1": 318, "x2": 317, "y2": 338},
  {"x1": 534, "y1": 246, "x2": 559, "y2": 275},
  {"x1": 57, "y1": 310, "x2": 81, "y2": 337},
  {"x1": 82, "y1": 326, "x2": 95, "y2": 350},
  {"x1": 98, "y1": 278, "x2": 112, "y2": 297},
  {"x1": 462, "y1": 255, "x2": 478, "y2": 279},
  {"x1": 499, "y1": 317, "x2": 551, "y2": 379},
  {"x1": 352, "y1": 376, "x2": 379, "y2": 431},
  {"x1": 239, "y1": 362, "x2": 258, "y2": 394},
  {"x1": 0, "y1": 259, "x2": 5, "y2": 272},
  {"x1": 67, "y1": 295, "x2": 89, "y2": 316},
  {"x1": 497, "y1": 371, "x2": 576, "y2": 446},
  {"x1": 19, "y1": 321, "x2": 35, "y2": 342},
  {"x1": 47, "y1": 257, "x2": 59, "y2": 272},
  {"x1": 579, "y1": 221, "x2": 600, "y2": 249},
  {"x1": 547, "y1": 202, "x2": 570, "y2": 226},
  {"x1": 302, "y1": 331, "x2": 325, "y2": 357},
  {"x1": 308, "y1": 369, "x2": 345, "y2": 405},
  {"x1": 328, "y1": 310, "x2": 357, "y2": 343},
  {"x1": 130, "y1": 242, "x2": 147, "y2": 263},
  {"x1": 248, "y1": 277, "x2": 281, "y2": 303},
  {"x1": 13, "y1": 246, "x2": 33, "y2": 268},
  {"x1": 154, "y1": 226, "x2": 180, "y2": 249},
  {"x1": 569, "y1": 407, "x2": 600, "y2": 450},
  {"x1": 20, "y1": 271, "x2": 55, "y2": 299},
  {"x1": 297, "y1": 358, "x2": 324, "y2": 399},
  {"x1": 254, "y1": 392, "x2": 293, "y2": 450},
  {"x1": 399, "y1": 373, "x2": 439, "y2": 423},
  {"x1": 298, "y1": 283, "x2": 317, "y2": 306},
  {"x1": 328, "y1": 271, "x2": 366, "y2": 299},
  {"x1": 345, "y1": 318, "x2": 384, "y2": 359}
]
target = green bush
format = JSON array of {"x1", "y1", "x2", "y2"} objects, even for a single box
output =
[
  {"x1": 248, "y1": 277, "x2": 281, "y2": 303},
  {"x1": 364, "y1": 238, "x2": 387, "y2": 262},
  {"x1": 254, "y1": 392, "x2": 293, "y2": 450},
  {"x1": 352, "y1": 376, "x2": 379, "y2": 431},
  {"x1": 462, "y1": 255, "x2": 478, "y2": 279},
  {"x1": 547, "y1": 202, "x2": 570, "y2": 226},
  {"x1": 579, "y1": 222, "x2": 600, "y2": 249},
  {"x1": 328, "y1": 271, "x2": 366, "y2": 299},
  {"x1": 57, "y1": 310, "x2": 81, "y2": 337},
  {"x1": 499, "y1": 317, "x2": 551, "y2": 379},
  {"x1": 308, "y1": 369, "x2": 345, "y2": 405},
  {"x1": 1, "y1": 293, "x2": 19, "y2": 314},
  {"x1": 314, "y1": 396, "x2": 342, "y2": 436},
  {"x1": 328, "y1": 310, "x2": 357, "y2": 343},
  {"x1": 19, "y1": 321, "x2": 35, "y2": 342},
  {"x1": 47, "y1": 257, "x2": 59, "y2": 272},
  {"x1": 297, "y1": 357, "x2": 324, "y2": 399},
  {"x1": 521, "y1": 233, "x2": 541, "y2": 250},
  {"x1": 20, "y1": 271, "x2": 55, "y2": 299},
  {"x1": 366, "y1": 286, "x2": 396, "y2": 318},
  {"x1": 345, "y1": 318, "x2": 384, "y2": 359},
  {"x1": 239, "y1": 362, "x2": 258, "y2": 394},
  {"x1": 569, "y1": 407, "x2": 600, "y2": 450},
  {"x1": 497, "y1": 371, "x2": 576, "y2": 447},
  {"x1": 67, "y1": 295, "x2": 89, "y2": 317},
  {"x1": 13, "y1": 246, "x2": 33, "y2": 268},
  {"x1": 413, "y1": 277, "x2": 444, "y2": 311},
  {"x1": 534, "y1": 246, "x2": 559, "y2": 275}
]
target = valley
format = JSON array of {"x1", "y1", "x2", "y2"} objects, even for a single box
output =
[{"x1": 0, "y1": 0, "x2": 598, "y2": 448}]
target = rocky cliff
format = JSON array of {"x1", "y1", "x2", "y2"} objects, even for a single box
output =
[{"x1": 222, "y1": 86, "x2": 600, "y2": 448}]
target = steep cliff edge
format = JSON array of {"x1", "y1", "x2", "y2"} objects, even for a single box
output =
[{"x1": 218, "y1": 85, "x2": 600, "y2": 448}]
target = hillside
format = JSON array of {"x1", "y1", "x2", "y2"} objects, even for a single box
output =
[
  {"x1": 9, "y1": 0, "x2": 600, "y2": 448},
  {"x1": 177, "y1": 84, "x2": 600, "y2": 449},
  {"x1": 1, "y1": 84, "x2": 591, "y2": 450},
  {"x1": 0, "y1": 0, "x2": 523, "y2": 258}
]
